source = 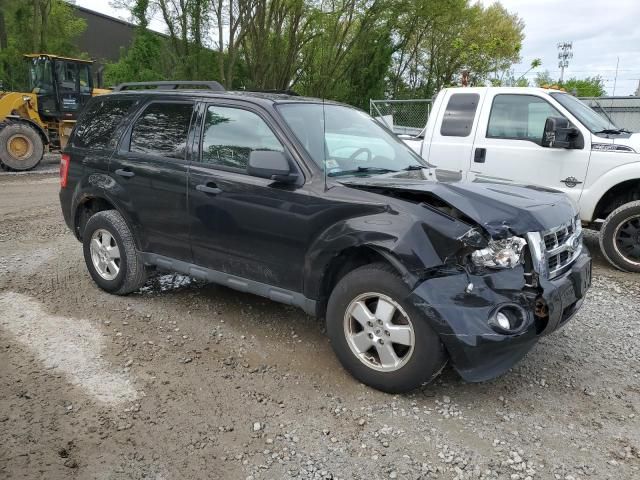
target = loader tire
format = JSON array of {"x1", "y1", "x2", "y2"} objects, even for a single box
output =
[{"x1": 0, "y1": 121, "x2": 44, "y2": 171}]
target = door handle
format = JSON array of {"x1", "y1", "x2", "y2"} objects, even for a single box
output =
[
  {"x1": 115, "y1": 168, "x2": 135, "y2": 178},
  {"x1": 196, "y1": 183, "x2": 222, "y2": 195},
  {"x1": 474, "y1": 148, "x2": 486, "y2": 163}
]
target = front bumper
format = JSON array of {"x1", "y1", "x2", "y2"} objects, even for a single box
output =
[{"x1": 408, "y1": 249, "x2": 591, "y2": 382}]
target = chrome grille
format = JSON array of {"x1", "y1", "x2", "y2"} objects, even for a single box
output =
[{"x1": 527, "y1": 216, "x2": 583, "y2": 279}]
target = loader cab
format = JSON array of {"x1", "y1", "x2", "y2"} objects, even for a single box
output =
[{"x1": 26, "y1": 54, "x2": 94, "y2": 121}]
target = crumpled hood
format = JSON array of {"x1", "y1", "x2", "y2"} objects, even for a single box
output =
[{"x1": 340, "y1": 176, "x2": 577, "y2": 238}]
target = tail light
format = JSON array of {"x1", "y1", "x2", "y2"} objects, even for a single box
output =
[{"x1": 60, "y1": 153, "x2": 70, "y2": 188}]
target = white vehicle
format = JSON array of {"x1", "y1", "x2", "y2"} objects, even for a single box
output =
[{"x1": 399, "y1": 87, "x2": 640, "y2": 272}]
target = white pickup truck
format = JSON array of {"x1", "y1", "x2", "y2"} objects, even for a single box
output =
[{"x1": 399, "y1": 87, "x2": 640, "y2": 272}]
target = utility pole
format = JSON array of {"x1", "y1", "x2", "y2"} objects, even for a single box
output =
[{"x1": 557, "y1": 41, "x2": 573, "y2": 83}]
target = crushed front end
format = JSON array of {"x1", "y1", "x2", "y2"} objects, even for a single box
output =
[{"x1": 410, "y1": 215, "x2": 592, "y2": 382}]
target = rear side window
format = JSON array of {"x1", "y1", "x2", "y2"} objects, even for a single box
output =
[
  {"x1": 440, "y1": 93, "x2": 479, "y2": 137},
  {"x1": 71, "y1": 97, "x2": 136, "y2": 149},
  {"x1": 129, "y1": 102, "x2": 194, "y2": 159},
  {"x1": 200, "y1": 106, "x2": 284, "y2": 171}
]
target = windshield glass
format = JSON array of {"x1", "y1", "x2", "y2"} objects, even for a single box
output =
[
  {"x1": 550, "y1": 92, "x2": 618, "y2": 133},
  {"x1": 277, "y1": 103, "x2": 426, "y2": 176},
  {"x1": 29, "y1": 58, "x2": 53, "y2": 94}
]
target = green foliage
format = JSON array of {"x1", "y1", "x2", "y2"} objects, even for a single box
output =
[
  {"x1": 0, "y1": 0, "x2": 87, "y2": 91},
  {"x1": 562, "y1": 76, "x2": 606, "y2": 97}
]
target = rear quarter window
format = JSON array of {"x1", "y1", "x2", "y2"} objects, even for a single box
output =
[
  {"x1": 440, "y1": 93, "x2": 480, "y2": 137},
  {"x1": 71, "y1": 96, "x2": 138, "y2": 149}
]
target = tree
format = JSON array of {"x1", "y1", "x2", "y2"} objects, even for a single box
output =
[{"x1": 562, "y1": 76, "x2": 606, "y2": 97}]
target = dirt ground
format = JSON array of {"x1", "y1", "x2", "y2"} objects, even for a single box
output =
[{"x1": 1, "y1": 159, "x2": 639, "y2": 480}]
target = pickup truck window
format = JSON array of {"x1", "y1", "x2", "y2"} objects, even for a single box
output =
[
  {"x1": 487, "y1": 94, "x2": 563, "y2": 145},
  {"x1": 201, "y1": 106, "x2": 285, "y2": 171},
  {"x1": 440, "y1": 93, "x2": 479, "y2": 137},
  {"x1": 130, "y1": 102, "x2": 194, "y2": 159},
  {"x1": 550, "y1": 92, "x2": 619, "y2": 134}
]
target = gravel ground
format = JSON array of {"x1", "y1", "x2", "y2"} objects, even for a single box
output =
[{"x1": 0, "y1": 162, "x2": 639, "y2": 480}]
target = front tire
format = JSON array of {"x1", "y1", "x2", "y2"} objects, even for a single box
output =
[
  {"x1": 326, "y1": 263, "x2": 446, "y2": 393},
  {"x1": 83, "y1": 210, "x2": 147, "y2": 294},
  {"x1": 0, "y1": 121, "x2": 44, "y2": 171},
  {"x1": 599, "y1": 201, "x2": 640, "y2": 273}
]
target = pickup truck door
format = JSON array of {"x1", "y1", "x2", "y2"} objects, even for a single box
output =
[
  {"x1": 469, "y1": 92, "x2": 591, "y2": 203},
  {"x1": 423, "y1": 91, "x2": 482, "y2": 182}
]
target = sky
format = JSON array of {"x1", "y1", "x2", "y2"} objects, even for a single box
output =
[{"x1": 75, "y1": 0, "x2": 640, "y2": 96}]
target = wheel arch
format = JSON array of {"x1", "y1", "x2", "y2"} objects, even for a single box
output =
[
  {"x1": 3, "y1": 116, "x2": 49, "y2": 145},
  {"x1": 591, "y1": 178, "x2": 640, "y2": 223},
  {"x1": 72, "y1": 194, "x2": 142, "y2": 251}
]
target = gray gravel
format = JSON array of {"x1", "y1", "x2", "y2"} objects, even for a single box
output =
[{"x1": 0, "y1": 167, "x2": 638, "y2": 480}]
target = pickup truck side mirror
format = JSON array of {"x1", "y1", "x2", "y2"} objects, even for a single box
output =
[
  {"x1": 247, "y1": 150, "x2": 298, "y2": 184},
  {"x1": 542, "y1": 116, "x2": 583, "y2": 149}
]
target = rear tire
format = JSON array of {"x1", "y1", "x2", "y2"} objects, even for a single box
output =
[
  {"x1": 326, "y1": 263, "x2": 446, "y2": 393},
  {"x1": 600, "y1": 201, "x2": 640, "y2": 273},
  {"x1": 83, "y1": 210, "x2": 147, "y2": 294},
  {"x1": 0, "y1": 121, "x2": 44, "y2": 171}
]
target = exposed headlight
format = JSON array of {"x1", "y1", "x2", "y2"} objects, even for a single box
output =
[{"x1": 471, "y1": 236, "x2": 527, "y2": 269}]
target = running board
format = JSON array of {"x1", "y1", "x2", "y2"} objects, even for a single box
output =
[{"x1": 141, "y1": 253, "x2": 317, "y2": 316}]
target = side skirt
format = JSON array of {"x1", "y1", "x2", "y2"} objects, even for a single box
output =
[{"x1": 141, "y1": 252, "x2": 317, "y2": 317}]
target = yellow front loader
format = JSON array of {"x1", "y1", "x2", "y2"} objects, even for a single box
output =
[{"x1": 0, "y1": 54, "x2": 109, "y2": 171}]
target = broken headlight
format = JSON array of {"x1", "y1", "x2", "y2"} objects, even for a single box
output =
[{"x1": 471, "y1": 237, "x2": 527, "y2": 269}]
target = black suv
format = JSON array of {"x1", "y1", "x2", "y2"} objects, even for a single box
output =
[{"x1": 59, "y1": 82, "x2": 592, "y2": 393}]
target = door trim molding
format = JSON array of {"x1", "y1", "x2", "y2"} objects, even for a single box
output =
[{"x1": 141, "y1": 252, "x2": 317, "y2": 316}]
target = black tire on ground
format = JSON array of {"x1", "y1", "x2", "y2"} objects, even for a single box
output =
[
  {"x1": 599, "y1": 201, "x2": 640, "y2": 273},
  {"x1": 0, "y1": 121, "x2": 44, "y2": 171},
  {"x1": 82, "y1": 210, "x2": 147, "y2": 295},
  {"x1": 326, "y1": 262, "x2": 447, "y2": 393}
]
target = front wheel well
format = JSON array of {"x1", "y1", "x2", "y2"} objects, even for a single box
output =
[
  {"x1": 592, "y1": 179, "x2": 640, "y2": 221},
  {"x1": 317, "y1": 246, "x2": 403, "y2": 318},
  {"x1": 74, "y1": 197, "x2": 116, "y2": 240}
]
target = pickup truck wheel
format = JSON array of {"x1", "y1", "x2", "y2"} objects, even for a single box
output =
[
  {"x1": 83, "y1": 210, "x2": 147, "y2": 294},
  {"x1": 0, "y1": 122, "x2": 44, "y2": 171},
  {"x1": 326, "y1": 263, "x2": 446, "y2": 393},
  {"x1": 599, "y1": 201, "x2": 640, "y2": 273}
]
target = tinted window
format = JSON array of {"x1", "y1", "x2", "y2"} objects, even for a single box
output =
[
  {"x1": 487, "y1": 95, "x2": 564, "y2": 144},
  {"x1": 71, "y1": 97, "x2": 136, "y2": 149},
  {"x1": 130, "y1": 102, "x2": 193, "y2": 159},
  {"x1": 440, "y1": 93, "x2": 479, "y2": 137},
  {"x1": 201, "y1": 106, "x2": 284, "y2": 171}
]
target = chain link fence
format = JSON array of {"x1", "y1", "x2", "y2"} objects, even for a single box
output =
[
  {"x1": 370, "y1": 99, "x2": 431, "y2": 136},
  {"x1": 579, "y1": 97, "x2": 640, "y2": 133}
]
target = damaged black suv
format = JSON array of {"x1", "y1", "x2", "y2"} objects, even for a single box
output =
[{"x1": 59, "y1": 82, "x2": 592, "y2": 393}]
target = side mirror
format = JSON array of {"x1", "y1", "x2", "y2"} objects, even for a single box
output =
[
  {"x1": 247, "y1": 150, "x2": 298, "y2": 183},
  {"x1": 542, "y1": 116, "x2": 583, "y2": 149}
]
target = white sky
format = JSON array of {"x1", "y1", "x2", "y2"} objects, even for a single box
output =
[{"x1": 75, "y1": 0, "x2": 640, "y2": 95}]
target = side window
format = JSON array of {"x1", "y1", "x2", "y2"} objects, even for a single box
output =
[
  {"x1": 71, "y1": 97, "x2": 137, "y2": 149},
  {"x1": 440, "y1": 93, "x2": 480, "y2": 137},
  {"x1": 201, "y1": 106, "x2": 284, "y2": 171},
  {"x1": 487, "y1": 95, "x2": 564, "y2": 144},
  {"x1": 130, "y1": 102, "x2": 194, "y2": 159}
]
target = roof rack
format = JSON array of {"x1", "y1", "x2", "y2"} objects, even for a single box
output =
[
  {"x1": 244, "y1": 89, "x2": 300, "y2": 96},
  {"x1": 113, "y1": 81, "x2": 225, "y2": 92}
]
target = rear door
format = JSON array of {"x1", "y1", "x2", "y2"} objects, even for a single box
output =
[
  {"x1": 109, "y1": 98, "x2": 195, "y2": 261},
  {"x1": 422, "y1": 91, "x2": 481, "y2": 182},
  {"x1": 469, "y1": 92, "x2": 591, "y2": 203}
]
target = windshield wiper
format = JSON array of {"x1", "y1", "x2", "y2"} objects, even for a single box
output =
[
  {"x1": 402, "y1": 164, "x2": 427, "y2": 171},
  {"x1": 595, "y1": 128, "x2": 626, "y2": 135},
  {"x1": 328, "y1": 166, "x2": 397, "y2": 177}
]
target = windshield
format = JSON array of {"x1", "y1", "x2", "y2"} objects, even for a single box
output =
[
  {"x1": 550, "y1": 92, "x2": 619, "y2": 133},
  {"x1": 29, "y1": 58, "x2": 54, "y2": 94},
  {"x1": 277, "y1": 103, "x2": 426, "y2": 176}
]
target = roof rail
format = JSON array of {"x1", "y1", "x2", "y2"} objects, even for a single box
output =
[
  {"x1": 113, "y1": 81, "x2": 225, "y2": 92},
  {"x1": 245, "y1": 89, "x2": 300, "y2": 96}
]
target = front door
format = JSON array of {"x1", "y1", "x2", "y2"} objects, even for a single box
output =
[
  {"x1": 470, "y1": 93, "x2": 591, "y2": 203},
  {"x1": 188, "y1": 103, "x2": 315, "y2": 292},
  {"x1": 109, "y1": 99, "x2": 195, "y2": 261}
]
